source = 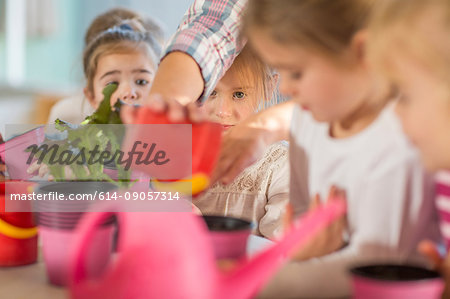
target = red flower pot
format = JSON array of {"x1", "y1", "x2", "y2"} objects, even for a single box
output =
[
  {"x1": 0, "y1": 192, "x2": 38, "y2": 266},
  {"x1": 123, "y1": 107, "x2": 222, "y2": 196}
]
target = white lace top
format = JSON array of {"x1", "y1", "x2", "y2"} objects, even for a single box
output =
[{"x1": 195, "y1": 141, "x2": 290, "y2": 239}]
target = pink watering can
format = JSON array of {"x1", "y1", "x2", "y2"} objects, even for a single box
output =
[
  {"x1": 0, "y1": 126, "x2": 45, "y2": 180},
  {"x1": 69, "y1": 199, "x2": 346, "y2": 299}
]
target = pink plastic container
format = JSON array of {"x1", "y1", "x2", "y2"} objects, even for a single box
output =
[
  {"x1": 202, "y1": 215, "x2": 252, "y2": 260},
  {"x1": 350, "y1": 264, "x2": 444, "y2": 299},
  {"x1": 40, "y1": 224, "x2": 114, "y2": 286},
  {"x1": 0, "y1": 126, "x2": 45, "y2": 180}
]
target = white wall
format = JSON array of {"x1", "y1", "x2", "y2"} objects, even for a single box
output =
[
  {"x1": 80, "y1": 0, "x2": 192, "y2": 41},
  {"x1": 0, "y1": 0, "x2": 194, "y2": 132}
]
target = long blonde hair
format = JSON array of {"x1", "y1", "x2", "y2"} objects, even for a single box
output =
[
  {"x1": 368, "y1": 0, "x2": 450, "y2": 87},
  {"x1": 225, "y1": 46, "x2": 278, "y2": 110}
]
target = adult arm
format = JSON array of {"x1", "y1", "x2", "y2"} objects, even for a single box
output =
[
  {"x1": 149, "y1": 0, "x2": 247, "y2": 104},
  {"x1": 143, "y1": 0, "x2": 293, "y2": 184}
]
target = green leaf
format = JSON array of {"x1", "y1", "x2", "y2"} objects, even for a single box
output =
[
  {"x1": 82, "y1": 83, "x2": 123, "y2": 125},
  {"x1": 38, "y1": 84, "x2": 132, "y2": 186}
]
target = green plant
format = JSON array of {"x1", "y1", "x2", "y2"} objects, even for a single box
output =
[{"x1": 29, "y1": 84, "x2": 131, "y2": 187}]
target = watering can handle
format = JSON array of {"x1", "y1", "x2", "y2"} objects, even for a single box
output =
[
  {"x1": 220, "y1": 199, "x2": 347, "y2": 299},
  {"x1": 70, "y1": 210, "x2": 116, "y2": 284}
]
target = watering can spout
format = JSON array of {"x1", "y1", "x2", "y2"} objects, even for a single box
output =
[{"x1": 218, "y1": 199, "x2": 346, "y2": 299}]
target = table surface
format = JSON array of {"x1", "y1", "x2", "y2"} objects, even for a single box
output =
[
  {"x1": 0, "y1": 235, "x2": 272, "y2": 299},
  {"x1": 0, "y1": 257, "x2": 67, "y2": 299}
]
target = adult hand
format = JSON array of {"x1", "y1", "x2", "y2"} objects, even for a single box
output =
[{"x1": 121, "y1": 94, "x2": 209, "y2": 124}]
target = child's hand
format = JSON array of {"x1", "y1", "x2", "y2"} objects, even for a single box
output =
[
  {"x1": 418, "y1": 240, "x2": 444, "y2": 270},
  {"x1": 418, "y1": 240, "x2": 450, "y2": 297},
  {"x1": 211, "y1": 101, "x2": 294, "y2": 185},
  {"x1": 26, "y1": 161, "x2": 92, "y2": 181},
  {"x1": 192, "y1": 203, "x2": 202, "y2": 215},
  {"x1": 211, "y1": 120, "x2": 274, "y2": 185},
  {"x1": 0, "y1": 163, "x2": 5, "y2": 182},
  {"x1": 121, "y1": 94, "x2": 209, "y2": 124},
  {"x1": 286, "y1": 186, "x2": 348, "y2": 261},
  {"x1": 27, "y1": 160, "x2": 50, "y2": 178}
]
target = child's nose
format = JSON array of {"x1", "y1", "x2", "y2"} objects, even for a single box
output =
[
  {"x1": 279, "y1": 77, "x2": 297, "y2": 98},
  {"x1": 118, "y1": 85, "x2": 139, "y2": 103},
  {"x1": 215, "y1": 99, "x2": 232, "y2": 118}
]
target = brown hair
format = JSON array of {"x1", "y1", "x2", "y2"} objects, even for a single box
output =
[
  {"x1": 242, "y1": 0, "x2": 375, "y2": 60},
  {"x1": 368, "y1": 0, "x2": 450, "y2": 86},
  {"x1": 83, "y1": 9, "x2": 163, "y2": 93},
  {"x1": 225, "y1": 45, "x2": 277, "y2": 110},
  {"x1": 84, "y1": 7, "x2": 164, "y2": 45}
]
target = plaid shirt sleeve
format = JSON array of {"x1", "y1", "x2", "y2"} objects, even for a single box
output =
[{"x1": 163, "y1": 0, "x2": 247, "y2": 103}]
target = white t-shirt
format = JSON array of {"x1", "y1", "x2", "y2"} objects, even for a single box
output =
[
  {"x1": 47, "y1": 94, "x2": 94, "y2": 124},
  {"x1": 260, "y1": 104, "x2": 440, "y2": 298}
]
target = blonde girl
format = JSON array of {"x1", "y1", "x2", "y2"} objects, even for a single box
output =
[
  {"x1": 368, "y1": 0, "x2": 450, "y2": 172},
  {"x1": 196, "y1": 46, "x2": 289, "y2": 239},
  {"x1": 239, "y1": 0, "x2": 440, "y2": 297},
  {"x1": 368, "y1": 0, "x2": 450, "y2": 296}
]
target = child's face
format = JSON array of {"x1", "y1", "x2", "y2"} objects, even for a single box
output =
[
  {"x1": 249, "y1": 29, "x2": 373, "y2": 123},
  {"x1": 392, "y1": 55, "x2": 450, "y2": 170},
  {"x1": 204, "y1": 66, "x2": 258, "y2": 128},
  {"x1": 85, "y1": 50, "x2": 155, "y2": 108}
]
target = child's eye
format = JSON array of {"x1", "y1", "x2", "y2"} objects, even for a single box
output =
[
  {"x1": 290, "y1": 71, "x2": 302, "y2": 80},
  {"x1": 106, "y1": 81, "x2": 118, "y2": 86},
  {"x1": 232, "y1": 91, "x2": 246, "y2": 100},
  {"x1": 209, "y1": 90, "x2": 218, "y2": 98},
  {"x1": 136, "y1": 79, "x2": 149, "y2": 85},
  {"x1": 398, "y1": 93, "x2": 410, "y2": 104}
]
